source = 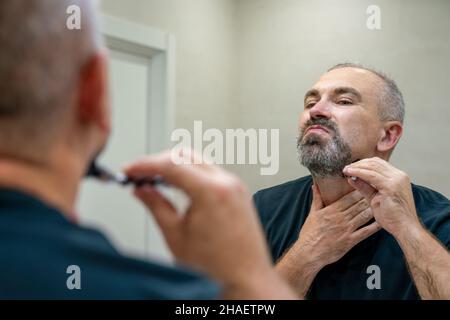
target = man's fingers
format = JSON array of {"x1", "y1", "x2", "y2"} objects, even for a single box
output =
[
  {"x1": 174, "y1": 147, "x2": 217, "y2": 170},
  {"x1": 124, "y1": 150, "x2": 210, "y2": 199},
  {"x1": 349, "y1": 207, "x2": 374, "y2": 231},
  {"x1": 134, "y1": 185, "x2": 180, "y2": 234},
  {"x1": 311, "y1": 184, "x2": 324, "y2": 210},
  {"x1": 331, "y1": 189, "x2": 365, "y2": 212},
  {"x1": 348, "y1": 158, "x2": 391, "y2": 179},
  {"x1": 347, "y1": 177, "x2": 378, "y2": 203},
  {"x1": 343, "y1": 198, "x2": 370, "y2": 219},
  {"x1": 343, "y1": 166, "x2": 384, "y2": 191},
  {"x1": 125, "y1": 150, "x2": 175, "y2": 177},
  {"x1": 350, "y1": 221, "x2": 382, "y2": 244}
]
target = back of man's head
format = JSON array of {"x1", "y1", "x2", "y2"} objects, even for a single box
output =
[{"x1": 0, "y1": 0, "x2": 101, "y2": 161}]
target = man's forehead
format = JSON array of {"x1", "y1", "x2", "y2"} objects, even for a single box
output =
[{"x1": 310, "y1": 67, "x2": 383, "y2": 96}]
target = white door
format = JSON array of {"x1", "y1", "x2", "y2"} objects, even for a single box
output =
[{"x1": 77, "y1": 18, "x2": 175, "y2": 264}]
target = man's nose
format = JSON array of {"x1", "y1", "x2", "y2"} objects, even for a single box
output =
[{"x1": 309, "y1": 100, "x2": 332, "y2": 120}]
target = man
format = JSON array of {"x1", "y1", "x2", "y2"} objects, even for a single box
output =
[
  {"x1": 0, "y1": 0, "x2": 295, "y2": 299},
  {"x1": 254, "y1": 63, "x2": 450, "y2": 299}
]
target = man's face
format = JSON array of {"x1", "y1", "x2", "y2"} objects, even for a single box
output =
[{"x1": 297, "y1": 67, "x2": 384, "y2": 177}]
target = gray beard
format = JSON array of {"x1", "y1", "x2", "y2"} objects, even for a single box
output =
[{"x1": 297, "y1": 127, "x2": 352, "y2": 178}]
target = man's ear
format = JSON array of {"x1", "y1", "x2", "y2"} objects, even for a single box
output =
[
  {"x1": 377, "y1": 121, "x2": 403, "y2": 153},
  {"x1": 77, "y1": 50, "x2": 111, "y2": 133}
]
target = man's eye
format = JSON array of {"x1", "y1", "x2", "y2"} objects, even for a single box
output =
[
  {"x1": 305, "y1": 102, "x2": 316, "y2": 109},
  {"x1": 337, "y1": 100, "x2": 353, "y2": 105}
]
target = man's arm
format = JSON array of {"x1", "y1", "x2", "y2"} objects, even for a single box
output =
[
  {"x1": 345, "y1": 157, "x2": 450, "y2": 299},
  {"x1": 275, "y1": 184, "x2": 380, "y2": 298},
  {"x1": 125, "y1": 149, "x2": 297, "y2": 300},
  {"x1": 275, "y1": 243, "x2": 325, "y2": 298},
  {"x1": 394, "y1": 224, "x2": 450, "y2": 299}
]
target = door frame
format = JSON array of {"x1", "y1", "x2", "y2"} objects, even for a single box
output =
[
  {"x1": 101, "y1": 15, "x2": 176, "y2": 260},
  {"x1": 101, "y1": 14, "x2": 176, "y2": 153}
]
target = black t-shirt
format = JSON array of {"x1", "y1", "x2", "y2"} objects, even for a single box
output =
[
  {"x1": 254, "y1": 176, "x2": 450, "y2": 300},
  {"x1": 0, "y1": 189, "x2": 220, "y2": 299}
]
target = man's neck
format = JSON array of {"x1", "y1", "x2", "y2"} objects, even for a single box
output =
[
  {"x1": 312, "y1": 175, "x2": 354, "y2": 206},
  {"x1": 0, "y1": 151, "x2": 84, "y2": 220}
]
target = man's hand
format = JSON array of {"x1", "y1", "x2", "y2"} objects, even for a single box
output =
[
  {"x1": 343, "y1": 157, "x2": 421, "y2": 235},
  {"x1": 276, "y1": 184, "x2": 381, "y2": 297},
  {"x1": 124, "y1": 149, "x2": 296, "y2": 299},
  {"x1": 344, "y1": 157, "x2": 450, "y2": 299},
  {"x1": 298, "y1": 185, "x2": 380, "y2": 265}
]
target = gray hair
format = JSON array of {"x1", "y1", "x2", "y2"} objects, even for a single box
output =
[
  {"x1": 0, "y1": 0, "x2": 102, "y2": 157},
  {"x1": 328, "y1": 63, "x2": 405, "y2": 124}
]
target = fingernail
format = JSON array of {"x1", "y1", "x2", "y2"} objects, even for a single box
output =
[{"x1": 137, "y1": 185, "x2": 154, "y2": 195}]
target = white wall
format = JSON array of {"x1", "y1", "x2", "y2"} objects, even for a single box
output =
[
  {"x1": 101, "y1": 0, "x2": 450, "y2": 198},
  {"x1": 101, "y1": 0, "x2": 237, "y2": 135}
]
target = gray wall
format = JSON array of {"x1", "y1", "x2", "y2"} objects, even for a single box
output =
[
  {"x1": 101, "y1": 0, "x2": 238, "y2": 135},
  {"x1": 102, "y1": 0, "x2": 450, "y2": 198}
]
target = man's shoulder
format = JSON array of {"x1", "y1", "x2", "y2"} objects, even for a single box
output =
[
  {"x1": 0, "y1": 190, "x2": 221, "y2": 299},
  {"x1": 412, "y1": 182, "x2": 448, "y2": 198},
  {"x1": 1, "y1": 216, "x2": 221, "y2": 299},
  {"x1": 411, "y1": 183, "x2": 450, "y2": 242},
  {"x1": 411, "y1": 183, "x2": 450, "y2": 213}
]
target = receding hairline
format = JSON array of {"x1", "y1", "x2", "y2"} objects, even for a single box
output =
[
  {"x1": 327, "y1": 63, "x2": 387, "y2": 82},
  {"x1": 325, "y1": 65, "x2": 387, "y2": 90},
  {"x1": 325, "y1": 63, "x2": 405, "y2": 124}
]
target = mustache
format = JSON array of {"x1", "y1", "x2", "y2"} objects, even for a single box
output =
[{"x1": 301, "y1": 118, "x2": 338, "y2": 137}]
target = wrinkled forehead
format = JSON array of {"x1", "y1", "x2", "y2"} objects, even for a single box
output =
[{"x1": 310, "y1": 67, "x2": 384, "y2": 102}]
